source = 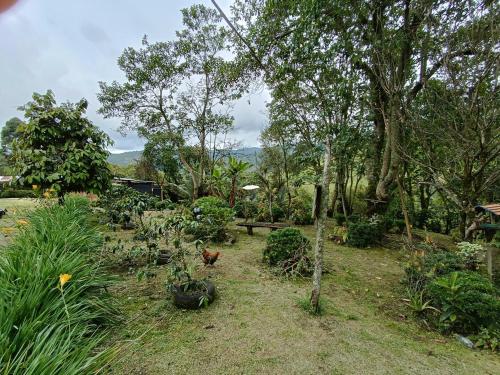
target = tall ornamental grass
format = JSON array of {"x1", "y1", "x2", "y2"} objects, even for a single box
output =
[{"x1": 0, "y1": 197, "x2": 119, "y2": 374}]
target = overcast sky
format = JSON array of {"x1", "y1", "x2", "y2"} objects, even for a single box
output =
[{"x1": 0, "y1": 0, "x2": 269, "y2": 152}]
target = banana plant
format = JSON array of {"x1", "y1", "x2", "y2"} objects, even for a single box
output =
[{"x1": 225, "y1": 156, "x2": 251, "y2": 207}]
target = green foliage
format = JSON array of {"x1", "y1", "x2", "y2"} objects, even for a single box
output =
[
  {"x1": 346, "y1": 218, "x2": 384, "y2": 248},
  {"x1": 404, "y1": 251, "x2": 464, "y2": 291},
  {"x1": 0, "y1": 199, "x2": 118, "y2": 374},
  {"x1": 155, "y1": 199, "x2": 175, "y2": 211},
  {"x1": 0, "y1": 188, "x2": 36, "y2": 198},
  {"x1": 256, "y1": 202, "x2": 285, "y2": 222},
  {"x1": 334, "y1": 213, "x2": 346, "y2": 226},
  {"x1": 99, "y1": 185, "x2": 157, "y2": 225},
  {"x1": 471, "y1": 327, "x2": 499, "y2": 352},
  {"x1": 404, "y1": 288, "x2": 439, "y2": 316},
  {"x1": 12, "y1": 91, "x2": 112, "y2": 198},
  {"x1": 186, "y1": 196, "x2": 234, "y2": 242},
  {"x1": 456, "y1": 242, "x2": 482, "y2": 270},
  {"x1": 234, "y1": 199, "x2": 258, "y2": 219},
  {"x1": 290, "y1": 189, "x2": 313, "y2": 225},
  {"x1": 426, "y1": 272, "x2": 500, "y2": 333},
  {"x1": 263, "y1": 228, "x2": 312, "y2": 276},
  {"x1": 1, "y1": 117, "x2": 23, "y2": 157},
  {"x1": 226, "y1": 156, "x2": 252, "y2": 207},
  {"x1": 393, "y1": 219, "x2": 407, "y2": 234}
]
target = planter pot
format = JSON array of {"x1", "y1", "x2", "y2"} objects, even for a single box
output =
[
  {"x1": 170, "y1": 280, "x2": 216, "y2": 309},
  {"x1": 156, "y1": 251, "x2": 172, "y2": 265}
]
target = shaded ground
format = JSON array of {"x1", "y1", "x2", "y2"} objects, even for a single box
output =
[{"x1": 104, "y1": 220, "x2": 500, "y2": 375}]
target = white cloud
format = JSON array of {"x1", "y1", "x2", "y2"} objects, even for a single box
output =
[{"x1": 0, "y1": 0, "x2": 268, "y2": 151}]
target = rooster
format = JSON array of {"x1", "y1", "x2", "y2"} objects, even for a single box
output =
[{"x1": 202, "y1": 249, "x2": 220, "y2": 266}]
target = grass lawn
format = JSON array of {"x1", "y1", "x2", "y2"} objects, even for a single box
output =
[
  {"x1": 0, "y1": 198, "x2": 38, "y2": 247},
  {"x1": 103, "y1": 220, "x2": 500, "y2": 375}
]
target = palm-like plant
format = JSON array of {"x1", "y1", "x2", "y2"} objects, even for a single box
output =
[{"x1": 225, "y1": 156, "x2": 251, "y2": 207}]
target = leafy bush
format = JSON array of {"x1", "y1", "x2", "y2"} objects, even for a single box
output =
[
  {"x1": 404, "y1": 251, "x2": 464, "y2": 291},
  {"x1": 234, "y1": 199, "x2": 258, "y2": 219},
  {"x1": 426, "y1": 218, "x2": 442, "y2": 233},
  {"x1": 346, "y1": 219, "x2": 384, "y2": 248},
  {"x1": 426, "y1": 271, "x2": 500, "y2": 333},
  {"x1": 0, "y1": 188, "x2": 36, "y2": 198},
  {"x1": 290, "y1": 193, "x2": 313, "y2": 225},
  {"x1": 99, "y1": 185, "x2": 156, "y2": 225},
  {"x1": 263, "y1": 228, "x2": 312, "y2": 276},
  {"x1": 471, "y1": 327, "x2": 499, "y2": 352},
  {"x1": 255, "y1": 202, "x2": 286, "y2": 222},
  {"x1": 456, "y1": 242, "x2": 482, "y2": 270},
  {"x1": 155, "y1": 199, "x2": 174, "y2": 211},
  {"x1": 186, "y1": 196, "x2": 234, "y2": 242},
  {"x1": 393, "y1": 219, "x2": 406, "y2": 233},
  {"x1": 334, "y1": 213, "x2": 346, "y2": 226},
  {"x1": 0, "y1": 199, "x2": 119, "y2": 374}
]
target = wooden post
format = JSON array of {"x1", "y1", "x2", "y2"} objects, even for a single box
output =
[{"x1": 486, "y1": 246, "x2": 498, "y2": 281}]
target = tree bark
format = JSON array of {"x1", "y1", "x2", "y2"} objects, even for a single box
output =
[{"x1": 310, "y1": 140, "x2": 332, "y2": 313}]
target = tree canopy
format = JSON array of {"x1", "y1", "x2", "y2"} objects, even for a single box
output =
[{"x1": 13, "y1": 90, "x2": 112, "y2": 198}]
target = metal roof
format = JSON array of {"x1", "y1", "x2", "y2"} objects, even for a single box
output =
[{"x1": 475, "y1": 203, "x2": 500, "y2": 216}]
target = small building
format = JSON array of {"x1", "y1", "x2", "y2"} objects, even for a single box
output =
[
  {"x1": 112, "y1": 178, "x2": 161, "y2": 197},
  {"x1": 0, "y1": 176, "x2": 14, "y2": 187},
  {"x1": 474, "y1": 203, "x2": 500, "y2": 241}
]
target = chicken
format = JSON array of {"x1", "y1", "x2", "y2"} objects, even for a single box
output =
[{"x1": 202, "y1": 249, "x2": 220, "y2": 265}]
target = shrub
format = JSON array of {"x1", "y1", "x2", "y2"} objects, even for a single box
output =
[
  {"x1": 0, "y1": 188, "x2": 36, "y2": 198},
  {"x1": 404, "y1": 251, "x2": 464, "y2": 290},
  {"x1": 290, "y1": 196, "x2": 313, "y2": 226},
  {"x1": 155, "y1": 199, "x2": 174, "y2": 211},
  {"x1": 255, "y1": 201, "x2": 286, "y2": 222},
  {"x1": 234, "y1": 199, "x2": 258, "y2": 219},
  {"x1": 0, "y1": 200, "x2": 118, "y2": 374},
  {"x1": 186, "y1": 196, "x2": 234, "y2": 242},
  {"x1": 471, "y1": 327, "x2": 500, "y2": 352},
  {"x1": 334, "y1": 213, "x2": 346, "y2": 226},
  {"x1": 346, "y1": 219, "x2": 384, "y2": 248},
  {"x1": 99, "y1": 185, "x2": 156, "y2": 224},
  {"x1": 394, "y1": 219, "x2": 406, "y2": 233},
  {"x1": 426, "y1": 271, "x2": 500, "y2": 333},
  {"x1": 456, "y1": 242, "x2": 482, "y2": 270},
  {"x1": 263, "y1": 228, "x2": 312, "y2": 276}
]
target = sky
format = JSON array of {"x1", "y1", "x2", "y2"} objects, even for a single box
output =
[{"x1": 0, "y1": 0, "x2": 269, "y2": 152}]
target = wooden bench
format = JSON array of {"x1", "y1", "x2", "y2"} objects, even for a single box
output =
[{"x1": 236, "y1": 222, "x2": 289, "y2": 235}]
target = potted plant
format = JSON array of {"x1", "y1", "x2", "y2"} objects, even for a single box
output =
[{"x1": 165, "y1": 214, "x2": 216, "y2": 309}]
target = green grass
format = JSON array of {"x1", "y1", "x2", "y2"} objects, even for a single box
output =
[
  {"x1": 103, "y1": 219, "x2": 500, "y2": 374},
  {"x1": 0, "y1": 198, "x2": 119, "y2": 374}
]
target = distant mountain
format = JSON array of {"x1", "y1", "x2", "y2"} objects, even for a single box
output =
[
  {"x1": 227, "y1": 147, "x2": 261, "y2": 164},
  {"x1": 107, "y1": 150, "x2": 142, "y2": 166},
  {"x1": 108, "y1": 147, "x2": 261, "y2": 166}
]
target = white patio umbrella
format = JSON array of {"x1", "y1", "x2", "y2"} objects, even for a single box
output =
[{"x1": 242, "y1": 185, "x2": 260, "y2": 191}]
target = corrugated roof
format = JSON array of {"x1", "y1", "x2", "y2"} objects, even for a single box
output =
[{"x1": 475, "y1": 203, "x2": 500, "y2": 216}]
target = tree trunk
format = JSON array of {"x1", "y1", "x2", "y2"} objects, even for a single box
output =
[
  {"x1": 310, "y1": 140, "x2": 332, "y2": 313},
  {"x1": 229, "y1": 176, "x2": 236, "y2": 207},
  {"x1": 397, "y1": 174, "x2": 413, "y2": 242}
]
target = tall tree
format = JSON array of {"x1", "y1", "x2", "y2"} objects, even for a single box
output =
[
  {"x1": 1, "y1": 117, "x2": 23, "y2": 157},
  {"x1": 13, "y1": 91, "x2": 112, "y2": 201},
  {"x1": 98, "y1": 4, "x2": 239, "y2": 199},
  {"x1": 230, "y1": 0, "x2": 361, "y2": 311}
]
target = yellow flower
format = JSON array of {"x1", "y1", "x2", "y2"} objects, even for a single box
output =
[
  {"x1": 59, "y1": 274, "x2": 72, "y2": 288},
  {"x1": 17, "y1": 219, "x2": 29, "y2": 226}
]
